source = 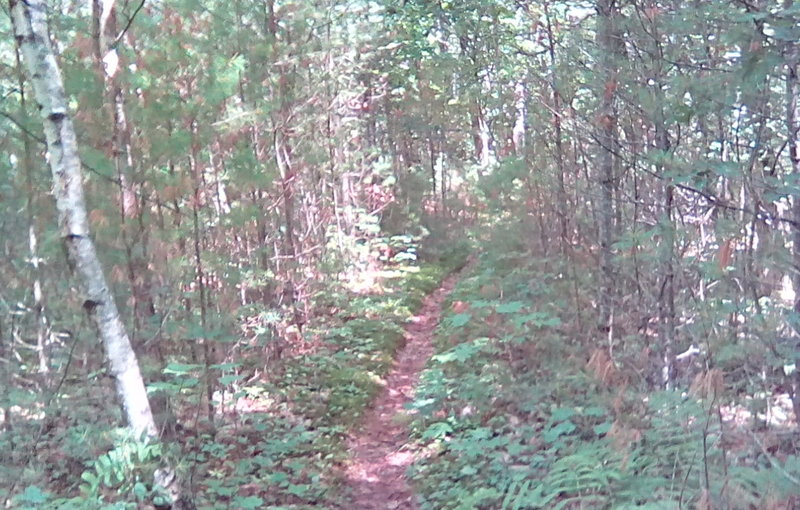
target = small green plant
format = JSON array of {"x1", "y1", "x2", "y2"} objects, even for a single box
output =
[
  {"x1": 12, "y1": 485, "x2": 51, "y2": 510},
  {"x1": 80, "y1": 430, "x2": 163, "y2": 504}
]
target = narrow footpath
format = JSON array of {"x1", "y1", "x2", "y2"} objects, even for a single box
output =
[{"x1": 344, "y1": 272, "x2": 460, "y2": 510}]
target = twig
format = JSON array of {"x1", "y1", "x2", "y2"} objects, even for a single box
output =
[{"x1": 112, "y1": 0, "x2": 147, "y2": 48}]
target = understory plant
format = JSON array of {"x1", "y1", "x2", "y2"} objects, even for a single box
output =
[{"x1": 408, "y1": 224, "x2": 800, "y2": 510}]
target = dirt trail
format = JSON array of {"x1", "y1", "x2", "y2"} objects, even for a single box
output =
[{"x1": 344, "y1": 273, "x2": 460, "y2": 510}]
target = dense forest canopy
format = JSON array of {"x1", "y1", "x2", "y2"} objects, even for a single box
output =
[{"x1": 2, "y1": 0, "x2": 800, "y2": 508}]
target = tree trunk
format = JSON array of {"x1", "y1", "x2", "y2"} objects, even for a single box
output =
[
  {"x1": 645, "y1": 2, "x2": 676, "y2": 389},
  {"x1": 11, "y1": 0, "x2": 155, "y2": 440},
  {"x1": 657, "y1": 126, "x2": 675, "y2": 389},
  {"x1": 15, "y1": 44, "x2": 50, "y2": 375},
  {"x1": 784, "y1": 9, "x2": 800, "y2": 423},
  {"x1": 92, "y1": 0, "x2": 155, "y2": 346},
  {"x1": 10, "y1": 1, "x2": 194, "y2": 507},
  {"x1": 543, "y1": 1, "x2": 569, "y2": 254},
  {"x1": 596, "y1": 0, "x2": 619, "y2": 337}
]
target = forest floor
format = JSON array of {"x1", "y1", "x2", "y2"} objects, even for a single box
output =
[{"x1": 342, "y1": 271, "x2": 461, "y2": 509}]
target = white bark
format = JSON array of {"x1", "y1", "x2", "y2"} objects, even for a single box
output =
[
  {"x1": 512, "y1": 81, "x2": 526, "y2": 153},
  {"x1": 785, "y1": 13, "x2": 800, "y2": 424},
  {"x1": 10, "y1": 0, "x2": 156, "y2": 439}
]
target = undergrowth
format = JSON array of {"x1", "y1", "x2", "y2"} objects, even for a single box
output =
[
  {"x1": 2, "y1": 231, "x2": 470, "y2": 509},
  {"x1": 186, "y1": 233, "x2": 469, "y2": 508},
  {"x1": 408, "y1": 225, "x2": 800, "y2": 510}
]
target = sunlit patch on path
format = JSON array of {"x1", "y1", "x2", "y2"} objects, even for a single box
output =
[{"x1": 344, "y1": 273, "x2": 460, "y2": 509}]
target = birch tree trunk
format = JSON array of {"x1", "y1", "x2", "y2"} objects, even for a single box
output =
[
  {"x1": 784, "y1": 3, "x2": 800, "y2": 422},
  {"x1": 10, "y1": 0, "x2": 156, "y2": 439},
  {"x1": 15, "y1": 45, "x2": 50, "y2": 376},
  {"x1": 10, "y1": 1, "x2": 194, "y2": 508}
]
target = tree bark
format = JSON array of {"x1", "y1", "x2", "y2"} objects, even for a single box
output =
[
  {"x1": 10, "y1": 1, "x2": 194, "y2": 507},
  {"x1": 93, "y1": 0, "x2": 155, "y2": 344},
  {"x1": 543, "y1": 1, "x2": 569, "y2": 254},
  {"x1": 15, "y1": 44, "x2": 50, "y2": 375},
  {"x1": 644, "y1": 1, "x2": 676, "y2": 389},
  {"x1": 10, "y1": 0, "x2": 156, "y2": 440},
  {"x1": 784, "y1": 3, "x2": 800, "y2": 422},
  {"x1": 596, "y1": 0, "x2": 619, "y2": 336}
]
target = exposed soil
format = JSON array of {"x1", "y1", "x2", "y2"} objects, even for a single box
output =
[{"x1": 343, "y1": 273, "x2": 460, "y2": 510}]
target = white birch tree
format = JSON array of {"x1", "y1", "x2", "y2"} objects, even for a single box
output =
[{"x1": 10, "y1": 1, "x2": 194, "y2": 508}]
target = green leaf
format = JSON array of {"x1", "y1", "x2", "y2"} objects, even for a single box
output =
[
  {"x1": 163, "y1": 362, "x2": 202, "y2": 375},
  {"x1": 543, "y1": 420, "x2": 576, "y2": 443},
  {"x1": 232, "y1": 495, "x2": 264, "y2": 510},
  {"x1": 433, "y1": 340, "x2": 487, "y2": 363},
  {"x1": 133, "y1": 482, "x2": 148, "y2": 500},
  {"x1": 422, "y1": 421, "x2": 453, "y2": 440},
  {"x1": 513, "y1": 312, "x2": 561, "y2": 328},
  {"x1": 583, "y1": 406, "x2": 606, "y2": 417},
  {"x1": 550, "y1": 407, "x2": 575, "y2": 422},
  {"x1": 16, "y1": 485, "x2": 50, "y2": 504},
  {"x1": 460, "y1": 465, "x2": 479, "y2": 476},
  {"x1": 210, "y1": 362, "x2": 243, "y2": 371},
  {"x1": 147, "y1": 381, "x2": 182, "y2": 394},
  {"x1": 81, "y1": 472, "x2": 99, "y2": 485},
  {"x1": 219, "y1": 374, "x2": 244, "y2": 385},
  {"x1": 496, "y1": 301, "x2": 525, "y2": 314},
  {"x1": 446, "y1": 313, "x2": 472, "y2": 328},
  {"x1": 287, "y1": 484, "x2": 311, "y2": 497},
  {"x1": 268, "y1": 472, "x2": 289, "y2": 486},
  {"x1": 593, "y1": 422, "x2": 612, "y2": 436}
]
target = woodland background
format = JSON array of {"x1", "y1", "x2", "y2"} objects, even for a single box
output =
[{"x1": 2, "y1": 0, "x2": 800, "y2": 508}]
